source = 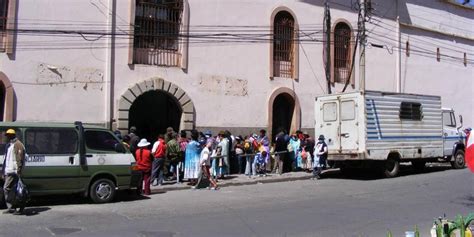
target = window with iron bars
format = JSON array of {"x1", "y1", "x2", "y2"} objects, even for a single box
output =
[
  {"x1": 133, "y1": 0, "x2": 183, "y2": 66},
  {"x1": 273, "y1": 11, "x2": 295, "y2": 78},
  {"x1": 333, "y1": 23, "x2": 352, "y2": 84},
  {"x1": 0, "y1": 0, "x2": 8, "y2": 32}
]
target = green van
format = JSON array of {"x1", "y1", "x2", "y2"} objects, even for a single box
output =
[{"x1": 0, "y1": 121, "x2": 141, "y2": 203}]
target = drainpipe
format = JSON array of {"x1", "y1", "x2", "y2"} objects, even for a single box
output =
[
  {"x1": 105, "y1": 0, "x2": 116, "y2": 129},
  {"x1": 396, "y1": 0, "x2": 402, "y2": 93}
]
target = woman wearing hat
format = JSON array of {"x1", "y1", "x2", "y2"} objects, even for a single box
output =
[
  {"x1": 313, "y1": 135, "x2": 328, "y2": 179},
  {"x1": 135, "y1": 139, "x2": 153, "y2": 195}
]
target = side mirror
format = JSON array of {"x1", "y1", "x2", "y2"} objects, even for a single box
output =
[
  {"x1": 115, "y1": 143, "x2": 126, "y2": 153},
  {"x1": 458, "y1": 115, "x2": 463, "y2": 130}
]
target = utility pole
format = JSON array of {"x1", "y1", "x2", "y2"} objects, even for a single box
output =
[
  {"x1": 324, "y1": 0, "x2": 332, "y2": 94},
  {"x1": 359, "y1": 0, "x2": 366, "y2": 92}
]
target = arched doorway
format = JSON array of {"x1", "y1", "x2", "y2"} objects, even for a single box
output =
[
  {"x1": 116, "y1": 78, "x2": 195, "y2": 138},
  {"x1": 0, "y1": 82, "x2": 5, "y2": 121},
  {"x1": 129, "y1": 90, "x2": 182, "y2": 141},
  {"x1": 272, "y1": 93, "x2": 295, "y2": 141},
  {"x1": 267, "y1": 87, "x2": 301, "y2": 141}
]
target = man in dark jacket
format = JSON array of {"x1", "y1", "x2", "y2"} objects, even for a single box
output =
[
  {"x1": 2, "y1": 129, "x2": 26, "y2": 215},
  {"x1": 128, "y1": 126, "x2": 140, "y2": 157}
]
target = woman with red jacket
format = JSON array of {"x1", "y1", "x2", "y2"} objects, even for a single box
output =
[{"x1": 135, "y1": 138, "x2": 153, "y2": 195}]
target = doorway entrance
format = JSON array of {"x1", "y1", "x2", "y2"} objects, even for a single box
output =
[
  {"x1": 129, "y1": 90, "x2": 182, "y2": 141},
  {"x1": 272, "y1": 93, "x2": 295, "y2": 141}
]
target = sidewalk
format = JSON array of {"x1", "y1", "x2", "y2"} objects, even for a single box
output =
[{"x1": 150, "y1": 171, "x2": 331, "y2": 193}]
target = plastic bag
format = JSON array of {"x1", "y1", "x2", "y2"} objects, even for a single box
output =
[{"x1": 16, "y1": 178, "x2": 29, "y2": 204}]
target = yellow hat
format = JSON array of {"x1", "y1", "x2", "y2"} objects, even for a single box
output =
[{"x1": 5, "y1": 129, "x2": 15, "y2": 135}]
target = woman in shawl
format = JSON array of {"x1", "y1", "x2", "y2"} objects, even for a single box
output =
[
  {"x1": 184, "y1": 130, "x2": 202, "y2": 185},
  {"x1": 289, "y1": 134, "x2": 301, "y2": 171}
]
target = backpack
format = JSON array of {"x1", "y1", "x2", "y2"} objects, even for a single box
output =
[{"x1": 154, "y1": 140, "x2": 167, "y2": 158}]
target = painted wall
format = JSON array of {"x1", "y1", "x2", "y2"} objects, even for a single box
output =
[{"x1": 0, "y1": 0, "x2": 472, "y2": 133}]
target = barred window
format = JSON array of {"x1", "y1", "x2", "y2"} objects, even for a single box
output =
[
  {"x1": 273, "y1": 11, "x2": 295, "y2": 78},
  {"x1": 133, "y1": 0, "x2": 183, "y2": 66},
  {"x1": 0, "y1": 0, "x2": 8, "y2": 32},
  {"x1": 334, "y1": 23, "x2": 352, "y2": 84},
  {"x1": 400, "y1": 102, "x2": 423, "y2": 121}
]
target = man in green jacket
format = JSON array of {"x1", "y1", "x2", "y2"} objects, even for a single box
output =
[{"x1": 1, "y1": 129, "x2": 26, "y2": 215}]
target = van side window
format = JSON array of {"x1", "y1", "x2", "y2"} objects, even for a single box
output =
[
  {"x1": 85, "y1": 130, "x2": 120, "y2": 152},
  {"x1": 25, "y1": 128, "x2": 78, "y2": 155},
  {"x1": 323, "y1": 102, "x2": 337, "y2": 122},
  {"x1": 399, "y1": 102, "x2": 423, "y2": 121}
]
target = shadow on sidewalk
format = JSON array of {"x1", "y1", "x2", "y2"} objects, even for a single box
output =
[{"x1": 323, "y1": 164, "x2": 453, "y2": 181}]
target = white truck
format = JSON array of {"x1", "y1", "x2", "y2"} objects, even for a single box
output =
[{"x1": 314, "y1": 91, "x2": 466, "y2": 178}]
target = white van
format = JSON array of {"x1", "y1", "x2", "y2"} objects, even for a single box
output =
[
  {"x1": 0, "y1": 121, "x2": 140, "y2": 203},
  {"x1": 315, "y1": 91, "x2": 466, "y2": 177}
]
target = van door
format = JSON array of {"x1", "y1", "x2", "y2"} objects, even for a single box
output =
[
  {"x1": 319, "y1": 99, "x2": 340, "y2": 152},
  {"x1": 442, "y1": 111, "x2": 458, "y2": 156},
  {"x1": 339, "y1": 98, "x2": 359, "y2": 152},
  {"x1": 81, "y1": 130, "x2": 132, "y2": 189},
  {"x1": 22, "y1": 128, "x2": 81, "y2": 193}
]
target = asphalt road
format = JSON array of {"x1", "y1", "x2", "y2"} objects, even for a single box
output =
[{"x1": 0, "y1": 165, "x2": 472, "y2": 237}]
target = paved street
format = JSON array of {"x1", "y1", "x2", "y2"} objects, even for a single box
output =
[{"x1": 0, "y1": 165, "x2": 472, "y2": 237}]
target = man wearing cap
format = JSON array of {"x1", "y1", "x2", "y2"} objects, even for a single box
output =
[
  {"x1": 1, "y1": 129, "x2": 26, "y2": 214},
  {"x1": 313, "y1": 135, "x2": 328, "y2": 180}
]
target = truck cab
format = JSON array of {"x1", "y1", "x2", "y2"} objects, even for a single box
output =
[{"x1": 442, "y1": 108, "x2": 466, "y2": 169}]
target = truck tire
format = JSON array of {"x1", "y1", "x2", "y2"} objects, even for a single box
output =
[
  {"x1": 412, "y1": 161, "x2": 426, "y2": 171},
  {"x1": 383, "y1": 158, "x2": 400, "y2": 178},
  {"x1": 450, "y1": 150, "x2": 465, "y2": 169},
  {"x1": 90, "y1": 179, "x2": 116, "y2": 204}
]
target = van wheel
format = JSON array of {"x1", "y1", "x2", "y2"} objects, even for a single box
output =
[
  {"x1": 383, "y1": 158, "x2": 400, "y2": 178},
  {"x1": 90, "y1": 179, "x2": 116, "y2": 203},
  {"x1": 450, "y1": 150, "x2": 465, "y2": 169},
  {"x1": 412, "y1": 161, "x2": 426, "y2": 171}
]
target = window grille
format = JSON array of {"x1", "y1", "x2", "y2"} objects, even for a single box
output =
[
  {"x1": 399, "y1": 102, "x2": 423, "y2": 121},
  {"x1": 133, "y1": 0, "x2": 183, "y2": 66},
  {"x1": 273, "y1": 11, "x2": 295, "y2": 78},
  {"x1": 0, "y1": 0, "x2": 8, "y2": 32},
  {"x1": 334, "y1": 23, "x2": 352, "y2": 83}
]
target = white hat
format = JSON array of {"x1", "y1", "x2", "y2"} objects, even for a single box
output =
[{"x1": 137, "y1": 138, "x2": 150, "y2": 148}]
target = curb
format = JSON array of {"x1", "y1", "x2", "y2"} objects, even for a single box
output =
[{"x1": 150, "y1": 173, "x2": 319, "y2": 193}]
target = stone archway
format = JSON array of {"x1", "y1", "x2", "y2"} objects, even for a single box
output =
[
  {"x1": 116, "y1": 78, "x2": 195, "y2": 135},
  {"x1": 267, "y1": 87, "x2": 301, "y2": 140},
  {"x1": 0, "y1": 72, "x2": 15, "y2": 121}
]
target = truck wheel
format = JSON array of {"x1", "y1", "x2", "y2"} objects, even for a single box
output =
[
  {"x1": 383, "y1": 158, "x2": 400, "y2": 178},
  {"x1": 450, "y1": 150, "x2": 465, "y2": 169},
  {"x1": 412, "y1": 161, "x2": 426, "y2": 171},
  {"x1": 90, "y1": 179, "x2": 116, "y2": 203}
]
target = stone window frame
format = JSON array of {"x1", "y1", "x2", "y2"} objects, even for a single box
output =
[
  {"x1": 269, "y1": 7, "x2": 299, "y2": 80},
  {"x1": 330, "y1": 19, "x2": 355, "y2": 87},
  {"x1": 128, "y1": 0, "x2": 190, "y2": 70},
  {"x1": 0, "y1": 0, "x2": 17, "y2": 54}
]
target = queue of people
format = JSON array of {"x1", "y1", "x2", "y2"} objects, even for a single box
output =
[{"x1": 120, "y1": 127, "x2": 329, "y2": 194}]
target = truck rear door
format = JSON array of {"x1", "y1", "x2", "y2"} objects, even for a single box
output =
[
  {"x1": 339, "y1": 97, "x2": 359, "y2": 153},
  {"x1": 317, "y1": 98, "x2": 340, "y2": 152}
]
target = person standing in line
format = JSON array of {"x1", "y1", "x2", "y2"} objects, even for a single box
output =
[
  {"x1": 151, "y1": 134, "x2": 167, "y2": 186},
  {"x1": 196, "y1": 141, "x2": 219, "y2": 190},
  {"x1": 234, "y1": 136, "x2": 245, "y2": 174},
  {"x1": 313, "y1": 135, "x2": 328, "y2": 180},
  {"x1": 128, "y1": 126, "x2": 140, "y2": 157},
  {"x1": 244, "y1": 136, "x2": 255, "y2": 177},
  {"x1": 304, "y1": 133, "x2": 315, "y2": 173},
  {"x1": 184, "y1": 130, "x2": 201, "y2": 185},
  {"x1": 135, "y1": 139, "x2": 153, "y2": 195},
  {"x1": 217, "y1": 131, "x2": 230, "y2": 179},
  {"x1": 289, "y1": 134, "x2": 301, "y2": 171},
  {"x1": 1, "y1": 129, "x2": 26, "y2": 215},
  {"x1": 166, "y1": 132, "x2": 180, "y2": 182},
  {"x1": 273, "y1": 131, "x2": 286, "y2": 175},
  {"x1": 177, "y1": 130, "x2": 189, "y2": 182}
]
